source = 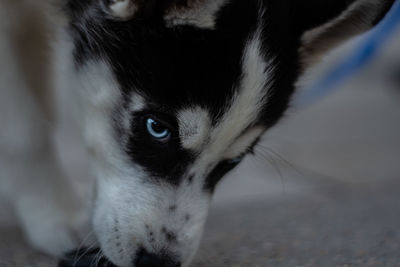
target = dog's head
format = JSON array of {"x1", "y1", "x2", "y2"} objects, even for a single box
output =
[{"x1": 62, "y1": 0, "x2": 394, "y2": 266}]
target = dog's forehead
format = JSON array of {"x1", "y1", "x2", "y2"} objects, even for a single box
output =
[
  {"x1": 69, "y1": 0, "x2": 262, "y2": 114},
  {"x1": 164, "y1": 0, "x2": 229, "y2": 29},
  {"x1": 108, "y1": 27, "x2": 244, "y2": 115}
]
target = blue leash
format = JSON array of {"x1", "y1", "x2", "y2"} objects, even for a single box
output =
[{"x1": 293, "y1": 0, "x2": 400, "y2": 108}]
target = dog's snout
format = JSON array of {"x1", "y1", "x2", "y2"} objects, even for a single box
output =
[{"x1": 135, "y1": 248, "x2": 181, "y2": 267}]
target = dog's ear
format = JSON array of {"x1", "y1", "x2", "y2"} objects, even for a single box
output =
[{"x1": 295, "y1": 0, "x2": 395, "y2": 67}]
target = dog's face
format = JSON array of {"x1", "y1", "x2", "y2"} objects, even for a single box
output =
[{"x1": 63, "y1": 0, "x2": 393, "y2": 266}]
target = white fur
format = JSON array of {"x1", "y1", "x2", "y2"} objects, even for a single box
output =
[
  {"x1": 223, "y1": 127, "x2": 265, "y2": 159},
  {"x1": 212, "y1": 27, "x2": 272, "y2": 160},
  {"x1": 129, "y1": 93, "x2": 146, "y2": 112},
  {"x1": 68, "y1": 59, "x2": 210, "y2": 266},
  {"x1": 94, "y1": 171, "x2": 210, "y2": 267},
  {"x1": 0, "y1": 1, "x2": 90, "y2": 256},
  {"x1": 165, "y1": 0, "x2": 229, "y2": 29},
  {"x1": 0, "y1": 4, "x2": 212, "y2": 261},
  {"x1": 121, "y1": 92, "x2": 146, "y2": 135},
  {"x1": 186, "y1": 26, "x2": 272, "y2": 180},
  {"x1": 1, "y1": 0, "x2": 390, "y2": 266},
  {"x1": 107, "y1": 0, "x2": 138, "y2": 20},
  {"x1": 178, "y1": 107, "x2": 211, "y2": 151},
  {"x1": 75, "y1": 61, "x2": 123, "y2": 164}
]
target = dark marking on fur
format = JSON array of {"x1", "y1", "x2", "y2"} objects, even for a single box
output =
[
  {"x1": 165, "y1": 231, "x2": 177, "y2": 243},
  {"x1": 184, "y1": 214, "x2": 190, "y2": 222},
  {"x1": 169, "y1": 205, "x2": 177, "y2": 212},
  {"x1": 204, "y1": 160, "x2": 240, "y2": 192},
  {"x1": 114, "y1": 219, "x2": 123, "y2": 256},
  {"x1": 146, "y1": 225, "x2": 155, "y2": 243},
  {"x1": 161, "y1": 226, "x2": 177, "y2": 243},
  {"x1": 247, "y1": 135, "x2": 262, "y2": 155}
]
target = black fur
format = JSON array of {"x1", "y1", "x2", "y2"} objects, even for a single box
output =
[
  {"x1": 65, "y1": 0, "x2": 395, "y2": 190},
  {"x1": 135, "y1": 247, "x2": 180, "y2": 267},
  {"x1": 205, "y1": 159, "x2": 241, "y2": 192},
  {"x1": 59, "y1": 1, "x2": 395, "y2": 266},
  {"x1": 66, "y1": 0, "x2": 260, "y2": 186}
]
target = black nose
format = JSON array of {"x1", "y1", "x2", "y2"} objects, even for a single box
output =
[
  {"x1": 59, "y1": 248, "x2": 117, "y2": 267},
  {"x1": 135, "y1": 248, "x2": 181, "y2": 267}
]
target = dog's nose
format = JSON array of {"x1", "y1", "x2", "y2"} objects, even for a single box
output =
[{"x1": 135, "y1": 248, "x2": 181, "y2": 267}]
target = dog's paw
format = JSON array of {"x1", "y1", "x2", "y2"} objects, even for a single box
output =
[
  {"x1": 26, "y1": 212, "x2": 93, "y2": 256},
  {"x1": 28, "y1": 219, "x2": 90, "y2": 256},
  {"x1": 18, "y1": 200, "x2": 95, "y2": 256}
]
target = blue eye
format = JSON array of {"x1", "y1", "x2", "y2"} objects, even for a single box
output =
[{"x1": 146, "y1": 118, "x2": 171, "y2": 141}]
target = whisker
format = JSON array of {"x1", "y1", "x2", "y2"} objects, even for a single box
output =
[
  {"x1": 72, "y1": 231, "x2": 97, "y2": 267},
  {"x1": 90, "y1": 248, "x2": 102, "y2": 267},
  {"x1": 73, "y1": 230, "x2": 95, "y2": 256},
  {"x1": 256, "y1": 145, "x2": 301, "y2": 173},
  {"x1": 96, "y1": 249, "x2": 105, "y2": 267},
  {"x1": 253, "y1": 147, "x2": 287, "y2": 194},
  {"x1": 256, "y1": 144, "x2": 344, "y2": 190},
  {"x1": 257, "y1": 144, "x2": 339, "y2": 179}
]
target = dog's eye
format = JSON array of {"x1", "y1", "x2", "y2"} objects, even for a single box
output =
[{"x1": 146, "y1": 118, "x2": 171, "y2": 142}]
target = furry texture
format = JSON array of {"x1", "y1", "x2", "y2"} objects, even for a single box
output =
[{"x1": 0, "y1": 0, "x2": 395, "y2": 266}]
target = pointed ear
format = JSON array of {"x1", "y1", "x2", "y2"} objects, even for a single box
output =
[{"x1": 296, "y1": 0, "x2": 395, "y2": 67}]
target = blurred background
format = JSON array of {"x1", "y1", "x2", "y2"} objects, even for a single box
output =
[{"x1": 0, "y1": 1, "x2": 399, "y2": 266}]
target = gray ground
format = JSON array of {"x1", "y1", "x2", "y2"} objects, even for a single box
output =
[
  {"x1": 1, "y1": 5, "x2": 400, "y2": 267},
  {"x1": 196, "y1": 180, "x2": 400, "y2": 267},
  {"x1": 1, "y1": 180, "x2": 400, "y2": 267}
]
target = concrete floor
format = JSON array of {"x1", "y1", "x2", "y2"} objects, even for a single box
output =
[{"x1": 195, "y1": 179, "x2": 400, "y2": 267}]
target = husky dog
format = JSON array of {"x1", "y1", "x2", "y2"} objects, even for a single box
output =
[{"x1": 0, "y1": 0, "x2": 394, "y2": 266}]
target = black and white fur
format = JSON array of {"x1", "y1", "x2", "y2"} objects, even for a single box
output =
[{"x1": 0, "y1": 0, "x2": 394, "y2": 266}]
